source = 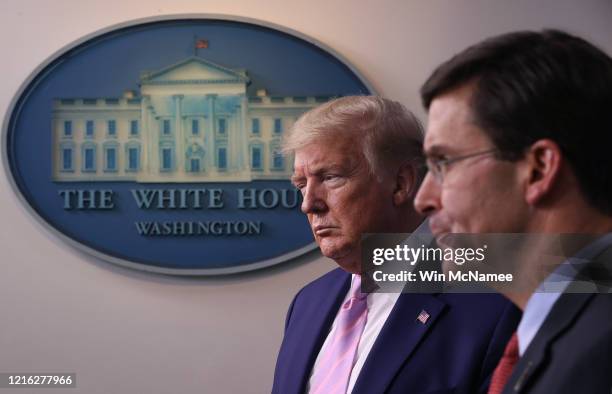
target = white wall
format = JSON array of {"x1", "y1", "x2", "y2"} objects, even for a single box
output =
[{"x1": 1, "y1": 1, "x2": 611, "y2": 393}]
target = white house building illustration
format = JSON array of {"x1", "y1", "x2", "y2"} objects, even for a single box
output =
[{"x1": 52, "y1": 57, "x2": 330, "y2": 182}]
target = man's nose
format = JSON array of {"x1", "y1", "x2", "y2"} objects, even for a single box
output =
[
  {"x1": 414, "y1": 172, "x2": 441, "y2": 216},
  {"x1": 301, "y1": 182, "x2": 327, "y2": 214}
]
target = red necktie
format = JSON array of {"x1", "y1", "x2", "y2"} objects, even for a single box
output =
[{"x1": 488, "y1": 332, "x2": 519, "y2": 394}]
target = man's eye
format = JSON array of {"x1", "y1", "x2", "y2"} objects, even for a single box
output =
[
  {"x1": 431, "y1": 154, "x2": 447, "y2": 162},
  {"x1": 323, "y1": 174, "x2": 339, "y2": 181},
  {"x1": 428, "y1": 155, "x2": 447, "y2": 166}
]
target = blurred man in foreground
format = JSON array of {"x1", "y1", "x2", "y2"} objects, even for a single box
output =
[
  {"x1": 272, "y1": 96, "x2": 519, "y2": 394},
  {"x1": 415, "y1": 30, "x2": 612, "y2": 393}
]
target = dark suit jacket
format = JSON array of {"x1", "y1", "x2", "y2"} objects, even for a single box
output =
[
  {"x1": 272, "y1": 268, "x2": 520, "y2": 394},
  {"x1": 503, "y1": 246, "x2": 612, "y2": 394}
]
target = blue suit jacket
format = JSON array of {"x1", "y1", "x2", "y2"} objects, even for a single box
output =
[{"x1": 272, "y1": 268, "x2": 520, "y2": 394}]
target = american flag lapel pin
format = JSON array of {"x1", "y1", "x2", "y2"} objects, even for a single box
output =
[{"x1": 417, "y1": 310, "x2": 430, "y2": 324}]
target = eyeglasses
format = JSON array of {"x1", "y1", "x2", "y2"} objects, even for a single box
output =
[{"x1": 426, "y1": 148, "x2": 498, "y2": 183}]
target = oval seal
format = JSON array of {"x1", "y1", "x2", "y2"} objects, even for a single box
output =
[{"x1": 2, "y1": 16, "x2": 373, "y2": 275}]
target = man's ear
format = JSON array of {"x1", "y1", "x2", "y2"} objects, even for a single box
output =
[
  {"x1": 393, "y1": 162, "x2": 418, "y2": 206},
  {"x1": 524, "y1": 139, "x2": 563, "y2": 205}
]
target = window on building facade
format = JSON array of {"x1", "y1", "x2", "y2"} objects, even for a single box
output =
[
  {"x1": 162, "y1": 148, "x2": 173, "y2": 171},
  {"x1": 130, "y1": 120, "x2": 139, "y2": 136},
  {"x1": 272, "y1": 151, "x2": 284, "y2": 170},
  {"x1": 190, "y1": 158, "x2": 200, "y2": 172},
  {"x1": 105, "y1": 147, "x2": 117, "y2": 172},
  {"x1": 274, "y1": 118, "x2": 283, "y2": 134},
  {"x1": 86, "y1": 120, "x2": 94, "y2": 137},
  {"x1": 218, "y1": 118, "x2": 226, "y2": 134},
  {"x1": 186, "y1": 143, "x2": 204, "y2": 173},
  {"x1": 251, "y1": 118, "x2": 260, "y2": 134},
  {"x1": 163, "y1": 119, "x2": 171, "y2": 135},
  {"x1": 62, "y1": 148, "x2": 73, "y2": 171},
  {"x1": 128, "y1": 147, "x2": 139, "y2": 171},
  {"x1": 218, "y1": 147, "x2": 227, "y2": 170},
  {"x1": 108, "y1": 120, "x2": 116, "y2": 136},
  {"x1": 251, "y1": 146, "x2": 262, "y2": 170},
  {"x1": 64, "y1": 121, "x2": 72, "y2": 136},
  {"x1": 192, "y1": 119, "x2": 199, "y2": 135},
  {"x1": 83, "y1": 146, "x2": 96, "y2": 172}
]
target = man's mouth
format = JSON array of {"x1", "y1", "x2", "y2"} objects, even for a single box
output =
[
  {"x1": 428, "y1": 217, "x2": 451, "y2": 245},
  {"x1": 428, "y1": 222, "x2": 447, "y2": 238},
  {"x1": 313, "y1": 225, "x2": 338, "y2": 236}
]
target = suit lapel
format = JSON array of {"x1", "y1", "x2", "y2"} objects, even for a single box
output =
[
  {"x1": 505, "y1": 240, "x2": 612, "y2": 394},
  {"x1": 352, "y1": 293, "x2": 448, "y2": 394},
  {"x1": 290, "y1": 270, "x2": 351, "y2": 394},
  {"x1": 504, "y1": 292, "x2": 594, "y2": 394}
]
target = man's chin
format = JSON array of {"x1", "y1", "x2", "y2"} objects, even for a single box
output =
[
  {"x1": 434, "y1": 232, "x2": 451, "y2": 248},
  {"x1": 320, "y1": 246, "x2": 360, "y2": 274}
]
